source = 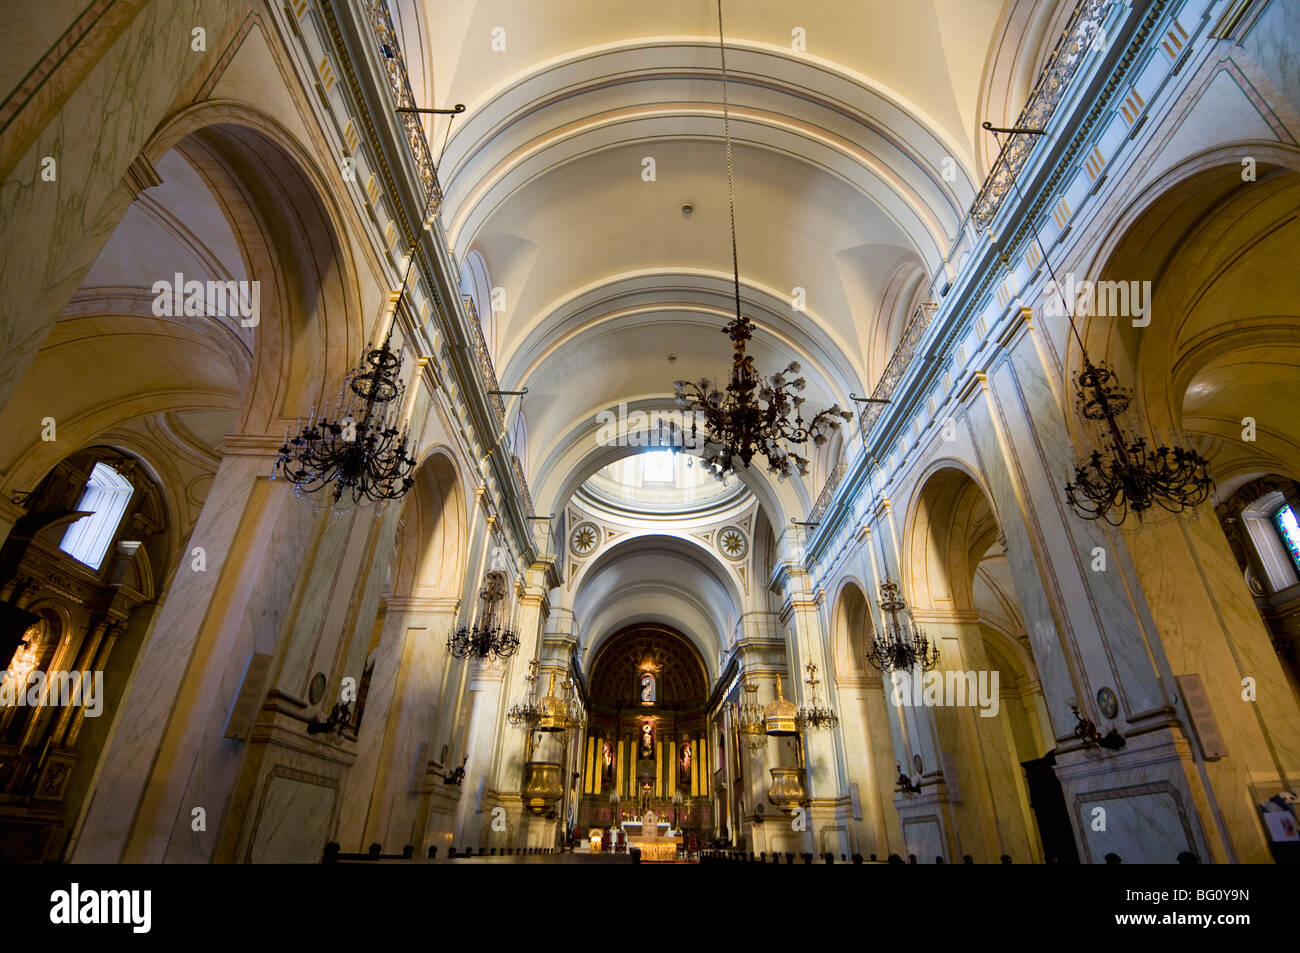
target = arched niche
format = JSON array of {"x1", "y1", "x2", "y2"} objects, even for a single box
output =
[{"x1": 387, "y1": 451, "x2": 468, "y2": 602}]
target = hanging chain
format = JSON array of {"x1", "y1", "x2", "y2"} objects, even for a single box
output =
[{"x1": 717, "y1": 0, "x2": 742, "y2": 324}]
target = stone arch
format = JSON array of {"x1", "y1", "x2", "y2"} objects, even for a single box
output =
[
  {"x1": 142, "y1": 103, "x2": 368, "y2": 435},
  {"x1": 388, "y1": 450, "x2": 469, "y2": 601},
  {"x1": 1071, "y1": 145, "x2": 1300, "y2": 483},
  {"x1": 341, "y1": 448, "x2": 471, "y2": 855},
  {"x1": 898, "y1": 462, "x2": 1059, "y2": 863},
  {"x1": 830, "y1": 577, "x2": 872, "y2": 681},
  {"x1": 903, "y1": 460, "x2": 1001, "y2": 612},
  {"x1": 573, "y1": 533, "x2": 742, "y2": 680},
  {"x1": 0, "y1": 104, "x2": 367, "y2": 524}
]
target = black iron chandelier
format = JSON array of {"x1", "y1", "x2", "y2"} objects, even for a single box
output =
[
  {"x1": 672, "y1": 0, "x2": 851, "y2": 482},
  {"x1": 447, "y1": 569, "x2": 520, "y2": 661},
  {"x1": 981, "y1": 120, "x2": 1214, "y2": 527},
  {"x1": 795, "y1": 661, "x2": 838, "y2": 730},
  {"x1": 271, "y1": 214, "x2": 433, "y2": 512},
  {"x1": 867, "y1": 578, "x2": 939, "y2": 674},
  {"x1": 507, "y1": 658, "x2": 542, "y2": 727},
  {"x1": 271, "y1": 330, "x2": 416, "y2": 511},
  {"x1": 1062, "y1": 359, "x2": 1213, "y2": 526}
]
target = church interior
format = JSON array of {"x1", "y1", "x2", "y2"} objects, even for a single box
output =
[{"x1": 1, "y1": 0, "x2": 1299, "y2": 872}]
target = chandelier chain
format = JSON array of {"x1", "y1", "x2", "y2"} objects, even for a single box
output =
[
  {"x1": 983, "y1": 127, "x2": 1214, "y2": 525},
  {"x1": 984, "y1": 126, "x2": 1087, "y2": 357},
  {"x1": 716, "y1": 0, "x2": 741, "y2": 324}
]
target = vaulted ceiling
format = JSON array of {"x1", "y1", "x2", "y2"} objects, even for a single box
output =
[
  {"x1": 379, "y1": 2, "x2": 1073, "y2": 672},
  {"x1": 391, "y1": 0, "x2": 1067, "y2": 515}
]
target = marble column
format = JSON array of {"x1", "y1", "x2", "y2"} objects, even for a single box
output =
[
  {"x1": 452, "y1": 656, "x2": 507, "y2": 850},
  {"x1": 488, "y1": 565, "x2": 553, "y2": 846},
  {"x1": 777, "y1": 561, "x2": 850, "y2": 857},
  {"x1": 337, "y1": 597, "x2": 459, "y2": 852},
  {"x1": 69, "y1": 441, "x2": 314, "y2": 862},
  {"x1": 969, "y1": 307, "x2": 1293, "y2": 863}
]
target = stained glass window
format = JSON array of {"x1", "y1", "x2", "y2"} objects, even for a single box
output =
[{"x1": 1274, "y1": 505, "x2": 1300, "y2": 574}]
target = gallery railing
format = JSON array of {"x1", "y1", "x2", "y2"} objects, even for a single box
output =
[
  {"x1": 364, "y1": 0, "x2": 443, "y2": 215},
  {"x1": 463, "y1": 296, "x2": 507, "y2": 428},
  {"x1": 970, "y1": 0, "x2": 1110, "y2": 232},
  {"x1": 809, "y1": 461, "x2": 848, "y2": 526},
  {"x1": 858, "y1": 0, "x2": 1110, "y2": 444},
  {"x1": 858, "y1": 299, "x2": 938, "y2": 438}
]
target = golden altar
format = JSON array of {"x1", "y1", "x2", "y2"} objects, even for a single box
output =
[{"x1": 622, "y1": 811, "x2": 682, "y2": 862}]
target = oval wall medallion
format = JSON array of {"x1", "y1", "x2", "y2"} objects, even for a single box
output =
[
  {"x1": 1096, "y1": 687, "x2": 1118, "y2": 720},
  {"x1": 309, "y1": 672, "x2": 328, "y2": 705}
]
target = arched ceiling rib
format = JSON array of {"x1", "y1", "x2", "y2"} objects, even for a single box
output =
[{"x1": 426, "y1": 1, "x2": 1007, "y2": 181}]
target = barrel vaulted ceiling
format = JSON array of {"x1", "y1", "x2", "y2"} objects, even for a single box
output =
[{"x1": 391, "y1": 0, "x2": 1072, "y2": 508}]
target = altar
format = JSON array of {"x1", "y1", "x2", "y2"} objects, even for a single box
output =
[{"x1": 623, "y1": 811, "x2": 681, "y2": 863}]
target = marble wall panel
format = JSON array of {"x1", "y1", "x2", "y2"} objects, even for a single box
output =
[{"x1": 246, "y1": 769, "x2": 337, "y2": 864}]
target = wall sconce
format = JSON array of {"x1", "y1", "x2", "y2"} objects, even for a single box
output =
[
  {"x1": 1071, "y1": 703, "x2": 1126, "y2": 750},
  {"x1": 307, "y1": 701, "x2": 357, "y2": 740},
  {"x1": 895, "y1": 763, "x2": 921, "y2": 794}
]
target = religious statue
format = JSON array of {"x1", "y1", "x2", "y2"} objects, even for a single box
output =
[
  {"x1": 640, "y1": 671, "x2": 655, "y2": 705},
  {"x1": 639, "y1": 721, "x2": 654, "y2": 758},
  {"x1": 601, "y1": 741, "x2": 614, "y2": 784}
]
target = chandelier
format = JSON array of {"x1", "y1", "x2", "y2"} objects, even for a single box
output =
[
  {"x1": 271, "y1": 331, "x2": 416, "y2": 511},
  {"x1": 795, "y1": 661, "x2": 838, "y2": 730},
  {"x1": 447, "y1": 570, "x2": 519, "y2": 661},
  {"x1": 979, "y1": 121, "x2": 1215, "y2": 528},
  {"x1": 672, "y1": 0, "x2": 851, "y2": 482},
  {"x1": 867, "y1": 578, "x2": 939, "y2": 673},
  {"x1": 1063, "y1": 359, "x2": 1213, "y2": 526},
  {"x1": 735, "y1": 678, "x2": 765, "y2": 751},
  {"x1": 507, "y1": 658, "x2": 541, "y2": 727}
]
